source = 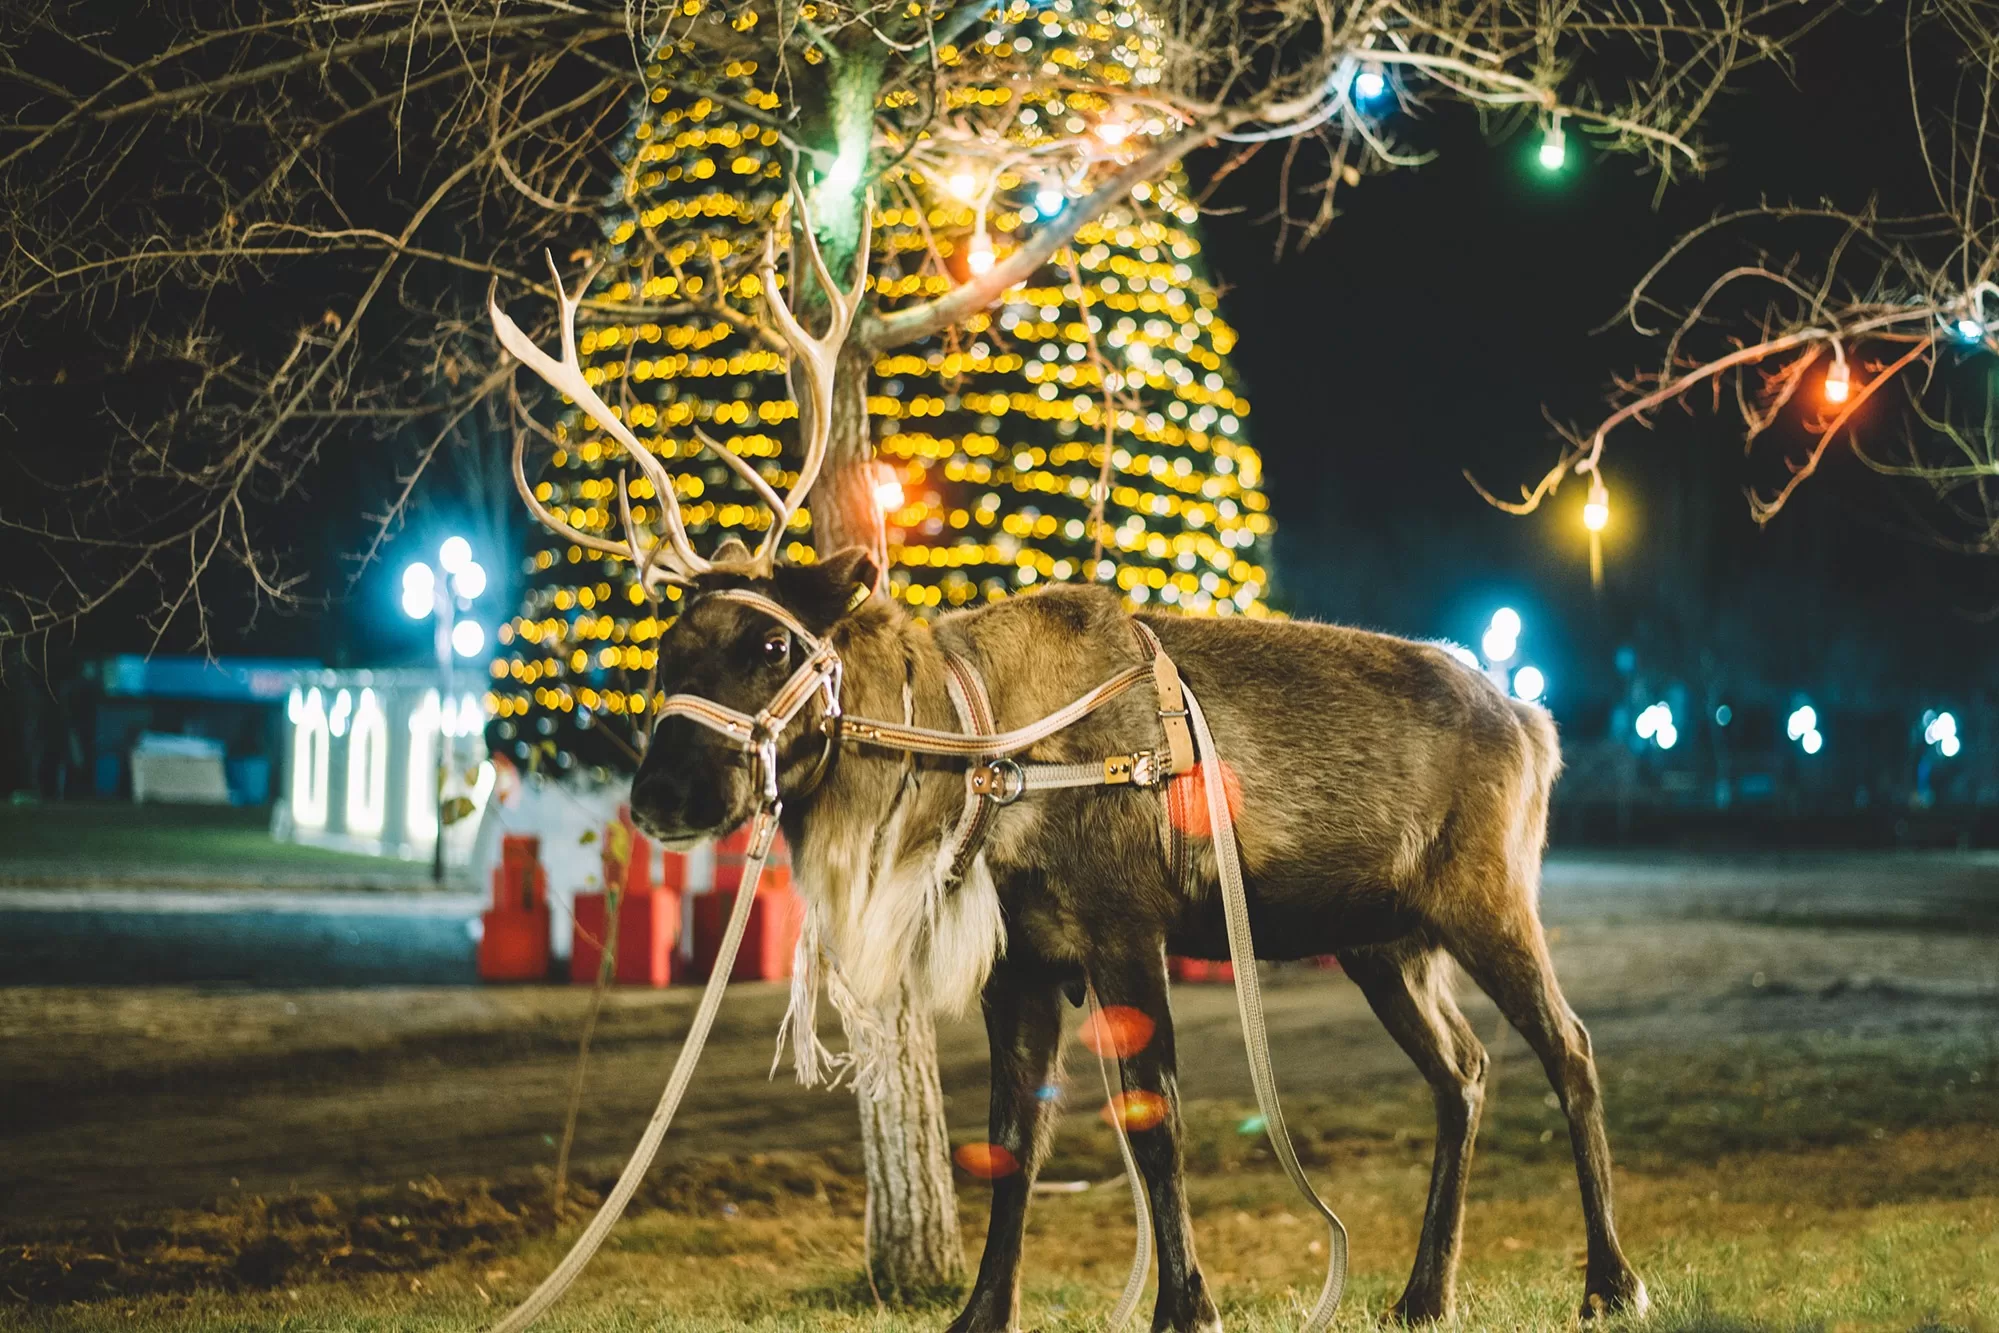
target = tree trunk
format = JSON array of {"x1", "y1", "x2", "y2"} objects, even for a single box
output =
[
  {"x1": 816, "y1": 344, "x2": 890, "y2": 579},
  {"x1": 809, "y1": 341, "x2": 965, "y2": 1296},
  {"x1": 855, "y1": 981, "x2": 966, "y2": 1295}
]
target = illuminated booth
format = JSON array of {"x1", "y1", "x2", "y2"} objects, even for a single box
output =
[{"x1": 275, "y1": 667, "x2": 495, "y2": 866}]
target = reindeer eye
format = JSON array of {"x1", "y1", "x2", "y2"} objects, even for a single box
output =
[{"x1": 761, "y1": 629, "x2": 791, "y2": 667}]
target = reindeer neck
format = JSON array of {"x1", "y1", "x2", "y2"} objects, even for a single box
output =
[{"x1": 783, "y1": 603, "x2": 961, "y2": 861}]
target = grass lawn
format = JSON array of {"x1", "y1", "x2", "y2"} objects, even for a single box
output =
[
  {"x1": 3, "y1": 1124, "x2": 1990, "y2": 1332},
  {"x1": 0, "y1": 802, "x2": 420, "y2": 878},
  {"x1": 3, "y1": 873, "x2": 1992, "y2": 1331},
  {"x1": 6, "y1": 1036, "x2": 1992, "y2": 1333}
]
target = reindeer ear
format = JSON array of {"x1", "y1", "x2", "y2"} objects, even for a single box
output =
[
  {"x1": 814, "y1": 545, "x2": 882, "y2": 602},
  {"x1": 774, "y1": 545, "x2": 883, "y2": 629},
  {"x1": 710, "y1": 536, "x2": 753, "y2": 566}
]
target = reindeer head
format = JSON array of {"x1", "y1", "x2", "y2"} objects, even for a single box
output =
[{"x1": 492, "y1": 189, "x2": 880, "y2": 846}]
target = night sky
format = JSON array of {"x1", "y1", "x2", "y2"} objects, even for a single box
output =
[
  {"x1": 1200, "y1": 6, "x2": 1997, "y2": 712},
  {"x1": 13, "y1": 7, "x2": 1997, "y2": 721}
]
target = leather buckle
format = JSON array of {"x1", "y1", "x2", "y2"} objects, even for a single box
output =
[
  {"x1": 970, "y1": 757, "x2": 1025, "y2": 805},
  {"x1": 1104, "y1": 751, "x2": 1161, "y2": 787}
]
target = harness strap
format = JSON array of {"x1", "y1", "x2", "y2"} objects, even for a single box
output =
[
  {"x1": 1130, "y1": 620, "x2": 1195, "y2": 776},
  {"x1": 939, "y1": 652, "x2": 999, "y2": 892},
  {"x1": 1181, "y1": 682, "x2": 1349, "y2": 1330},
  {"x1": 833, "y1": 660, "x2": 1151, "y2": 758},
  {"x1": 487, "y1": 803, "x2": 782, "y2": 1333}
]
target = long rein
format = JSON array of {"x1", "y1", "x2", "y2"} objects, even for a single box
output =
[{"x1": 486, "y1": 588, "x2": 1345, "y2": 1333}]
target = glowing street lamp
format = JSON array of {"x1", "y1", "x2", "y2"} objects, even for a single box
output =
[
  {"x1": 1787, "y1": 703, "x2": 1822, "y2": 757},
  {"x1": 401, "y1": 536, "x2": 489, "y2": 879},
  {"x1": 1480, "y1": 607, "x2": 1520, "y2": 664},
  {"x1": 1635, "y1": 702, "x2": 1677, "y2": 751},
  {"x1": 1924, "y1": 710, "x2": 1961, "y2": 758}
]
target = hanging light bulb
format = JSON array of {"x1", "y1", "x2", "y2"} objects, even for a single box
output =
[
  {"x1": 872, "y1": 462, "x2": 905, "y2": 513},
  {"x1": 966, "y1": 229, "x2": 995, "y2": 275},
  {"x1": 947, "y1": 170, "x2": 977, "y2": 201},
  {"x1": 1035, "y1": 179, "x2": 1065, "y2": 214},
  {"x1": 1954, "y1": 316, "x2": 1986, "y2": 344},
  {"x1": 1823, "y1": 355, "x2": 1851, "y2": 404},
  {"x1": 1352, "y1": 63, "x2": 1388, "y2": 102},
  {"x1": 1538, "y1": 118, "x2": 1567, "y2": 171},
  {"x1": 1094, "y1": 117, "x2": 1131, "y2": 148},
  {"x1": 1583, "y1": 481, "x2": 1610, "y2": 533}
]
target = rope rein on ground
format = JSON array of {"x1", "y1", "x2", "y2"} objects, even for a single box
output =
[
  {"x1": 1186, "y1": 682, "x2": 1350, "y2": 1330},
  {"x1": 485, "y1": 805, "x2": 778, "y2": 1333}
]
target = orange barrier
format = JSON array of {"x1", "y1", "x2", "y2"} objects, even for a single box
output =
[
  {"x1": 691, "y1": 886, "x2": 805, "y2": 982},
  {"x1": 569, "y1": 807, "x2": 680, "y2": 987},
  {"x1": 479, "y1": 834, "x2": 551, "y2": 982},
  {"x1": 1169, "y1": 957, "x2": 1235, "y2": 984}
]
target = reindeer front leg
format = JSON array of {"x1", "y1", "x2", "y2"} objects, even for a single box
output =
[
  {"x1": 948, "y1": 964, "x2": 1066, "y2": 1333},
  {"x1": 1089, "y1": 942, "x2": 1221, "y2": 1333}
]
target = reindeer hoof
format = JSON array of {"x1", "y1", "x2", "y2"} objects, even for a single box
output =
[
  {"x1": 1389, "y1": 1292, "x2": 1452, "y2": 1324},
  {"x1": 944, "y1": 1289, "x2": 1014, "y2": 1333},
  {"x1": 1578, "y1": 1272, "x2": 1648, "y2": 1320}
]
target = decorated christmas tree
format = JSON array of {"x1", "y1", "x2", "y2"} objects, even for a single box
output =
[{"x1": 490, "y1": 31, "x2": 1273, "y2": 773}]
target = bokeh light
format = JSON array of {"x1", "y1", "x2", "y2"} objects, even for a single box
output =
[
  {"x1": 1078, "y1": 1005, "x2": 1156, "y2": 1059},
  {"x1": 1100, "y1": 1090, "x2": 1168, "y2": 1132},
  {"x1": 952, "y1": 1142, "x2": 1019, "y2": 1179},
  {"x1": 1166, "y1": 760, "x2": 1244, "y2": 837}
]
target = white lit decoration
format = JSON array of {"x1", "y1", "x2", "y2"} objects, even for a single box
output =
[
  {"x1": 345, "y1": 688, "x2": 389, "y2": 837},
  {"x1": 407, "y1": 688, "x2": 441, "y2": 850},
  {"x1": 289, "y1": 687, "x2": 330, "y2": 829},
  {"x1": 280, "y1": 673, "x2": 495, "y2": 862}
]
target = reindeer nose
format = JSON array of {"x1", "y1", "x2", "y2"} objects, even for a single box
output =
[
  {"x1": 630, "y1": 718, "x2": 725, "y2": 836},
  {"x1": 630, "y1": 756, "x2": 690, "y2": 819}
]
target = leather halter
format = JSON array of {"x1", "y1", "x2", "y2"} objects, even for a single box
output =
[
  {"x1": 654, "y1": 585, "x2": 1198, "y2": 827},
  {"x1": 654, "y1": 587, "x2": 845, "y2": 807}
]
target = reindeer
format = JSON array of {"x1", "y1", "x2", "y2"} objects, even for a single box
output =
[{"x1": 491, "y1": 202, "x2": 1648, "y2": 1332}]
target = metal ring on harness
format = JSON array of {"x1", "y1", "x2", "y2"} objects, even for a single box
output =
[{"x1": 971, "y1": 756, "x2": 1026, "y2": 805}]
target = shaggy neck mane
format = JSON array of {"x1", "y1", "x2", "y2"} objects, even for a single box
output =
[{"x1": 779, "y1": 600, "x2": 1007, "y2": 1077}]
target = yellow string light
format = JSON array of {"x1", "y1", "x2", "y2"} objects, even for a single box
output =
[{"x1": 496, "y1": 9, "x2": 1277, "y2": 754}]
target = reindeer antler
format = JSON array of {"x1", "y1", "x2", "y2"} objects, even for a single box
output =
[
  {"x1": 752, "y1": 182, "x2": 873, "y2": 570},
  {"x1": 491, "y1": 186, "x2": 870, "y2": 586}
]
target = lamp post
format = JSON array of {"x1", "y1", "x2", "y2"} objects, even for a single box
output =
[{"x1": 402, "y1": 536, "x2": 488, "y2": 882}]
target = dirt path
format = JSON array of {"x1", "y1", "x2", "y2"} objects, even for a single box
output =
[{"x1": 4, "y1": 853, "x2": 1996, "y2": 1227}]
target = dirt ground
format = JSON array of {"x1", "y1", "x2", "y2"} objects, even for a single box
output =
[{"x1": 3, "y1": 851, "x2": 1997, "y2": 1325}]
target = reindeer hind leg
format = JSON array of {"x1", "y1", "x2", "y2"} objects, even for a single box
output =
[
  {"x1": 1337, "y1": 941, "x2": 1488, "y2": 1324},
  {"x1": 1439, "y1": 887, "x2": 1647, "y2": 1320}
]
